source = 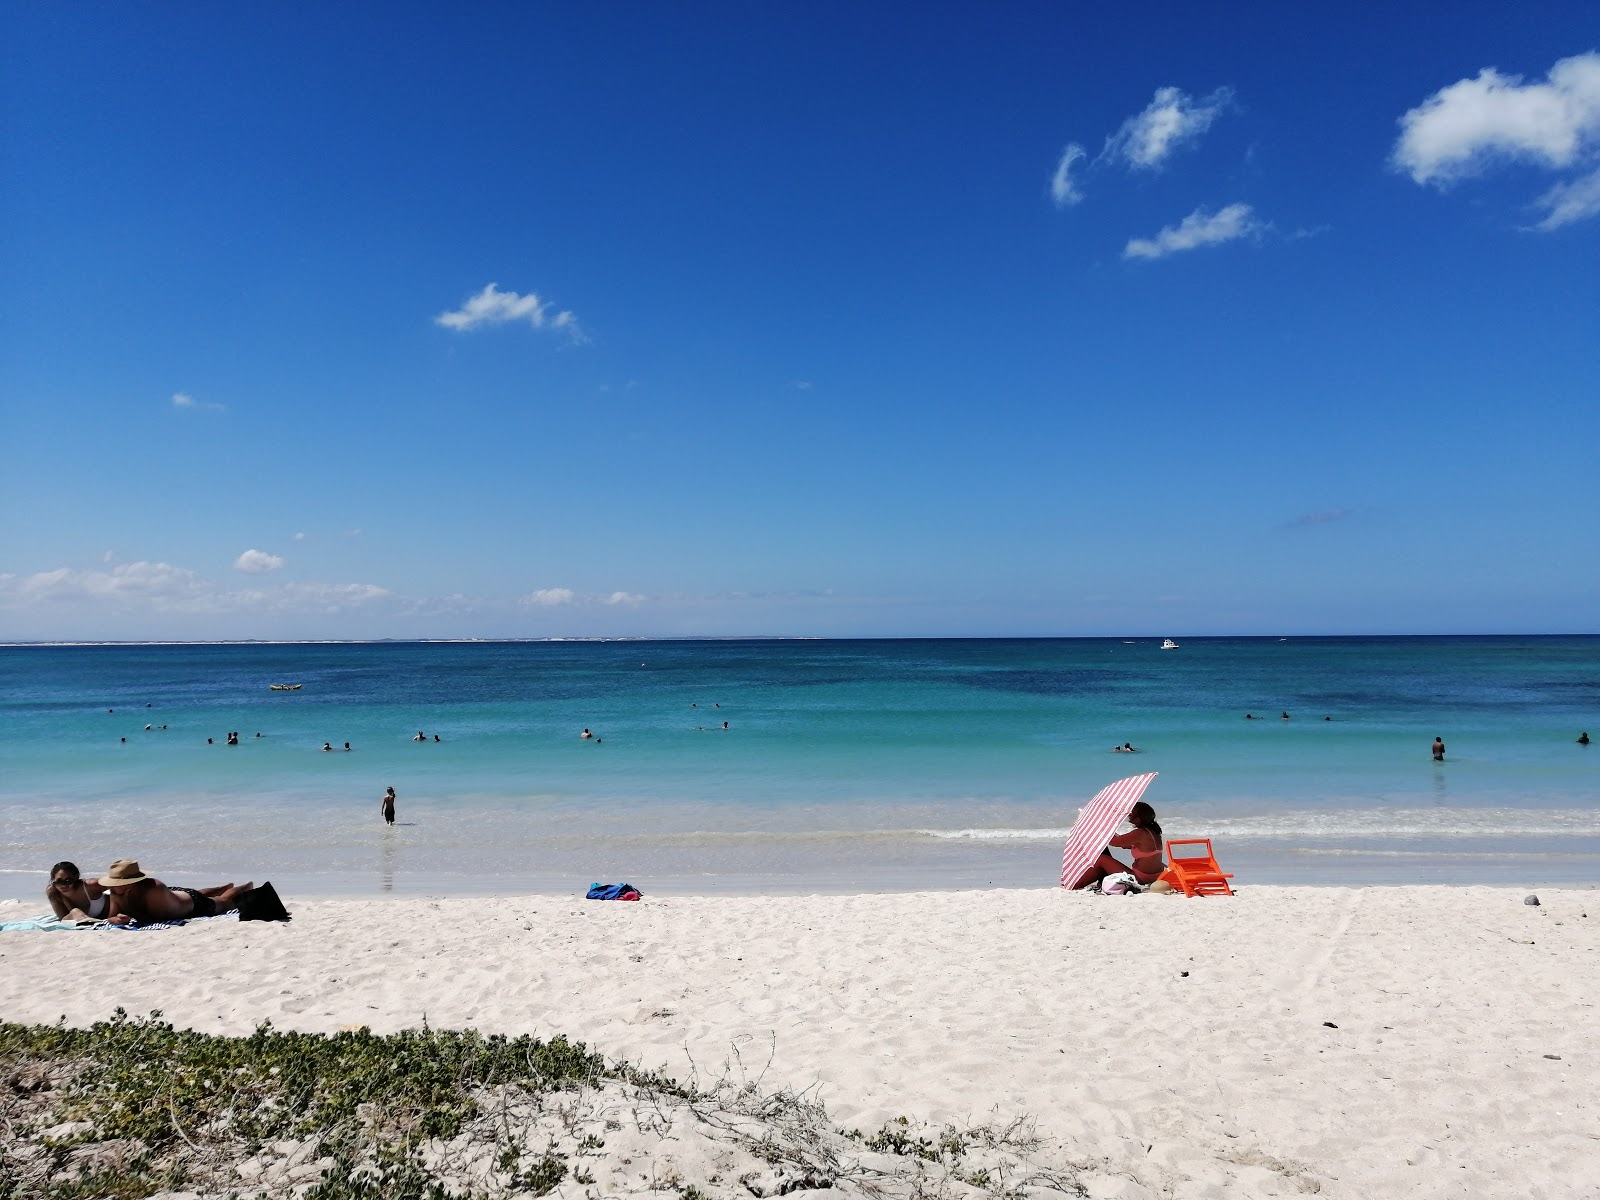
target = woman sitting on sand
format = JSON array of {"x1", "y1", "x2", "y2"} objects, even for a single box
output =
[
  {"x1": 1073, "y1": 802, "x2": 1167, "y2": 890},
  {"x1": 46, "y1": 861, "x2": 110, "y2": 920}
]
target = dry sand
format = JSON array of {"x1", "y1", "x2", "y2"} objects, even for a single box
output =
[{"x1": 2, "y1": 885, "x2": 1595, "y2": 1199}]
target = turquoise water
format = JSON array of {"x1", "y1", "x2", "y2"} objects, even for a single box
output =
[{"x1": 1, "y1": 637, "x2": 1596, "y2": 897}]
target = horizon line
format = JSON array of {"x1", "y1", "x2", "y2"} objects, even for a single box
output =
[{"x1": 3, "y1": 632, "x2": 1597, "y2": 649}]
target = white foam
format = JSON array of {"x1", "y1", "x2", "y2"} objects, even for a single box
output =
[{"x1": 918, "y1": 808, "x2": 1600, "y2": 841}]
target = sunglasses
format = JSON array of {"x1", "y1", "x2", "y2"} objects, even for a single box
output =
[{"x1": 53, "y1": 877, "x2": 83, "y2": 888}]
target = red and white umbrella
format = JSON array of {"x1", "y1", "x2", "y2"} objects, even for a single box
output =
[{"x1": 1059, "y1": 772, "x2": 1158, "y2": 888}]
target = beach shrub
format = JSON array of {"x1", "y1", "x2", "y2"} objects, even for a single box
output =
[
  {"x1": 0, "y1": 1010, "x2": 603, "y2": 1199},
  {"x1": 1, "y1": 1013, "x2": 1078, "y2": 1200}
]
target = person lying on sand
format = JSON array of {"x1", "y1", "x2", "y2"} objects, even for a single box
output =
[
  {"x1": 46, "y1": 861, "x2": 110, "y2": 921},
  {"x1": 100, "y1": 859, "x2": 253, "y2": 925}
]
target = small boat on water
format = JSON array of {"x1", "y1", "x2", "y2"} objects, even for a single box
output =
[
  {"x1": 269, "y1": 683, "x2": 302, "y2": 691},
  {"x1": 1160, "y1": 639, "x2": 1180, "y2": 650}
]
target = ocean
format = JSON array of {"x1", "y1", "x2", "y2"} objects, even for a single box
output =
[{"x1": 1, "y1": 637, "x2": 1596, "y2": 899}]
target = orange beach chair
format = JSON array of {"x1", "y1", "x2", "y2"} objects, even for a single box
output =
[{"x1": 1161, "y1": 839, "x2": 1234, "y2": 896}]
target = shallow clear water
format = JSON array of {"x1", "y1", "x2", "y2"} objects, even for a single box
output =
[{"x1": 1, "y1": 636, "x2": 1596, "y2": 898}]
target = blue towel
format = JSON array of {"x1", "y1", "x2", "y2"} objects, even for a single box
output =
[
  {"x1": 0, "y1": 914, "x2": 94, "y2": 932},
  {"x1": 586, "y1": 882, "x2": 642, "y2": 900}
]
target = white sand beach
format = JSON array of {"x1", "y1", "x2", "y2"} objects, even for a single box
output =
[{"x1": 2, "y1": 885, "x2": 1595, "y2": 1198}]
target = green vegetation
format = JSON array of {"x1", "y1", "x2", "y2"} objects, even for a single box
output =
[
  {"x1": 2, "y1": 1012, "x2": 1067, "y2": 1200},
  {"x1": 1, "y1": 1010, "x2": 605, "y2": 1199}
]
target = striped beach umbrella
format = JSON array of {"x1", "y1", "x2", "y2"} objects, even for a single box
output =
[{"x1": 1059, "y1": 772, "x2": 1158, "y2": 888}]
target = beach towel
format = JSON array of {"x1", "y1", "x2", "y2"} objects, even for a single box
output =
[
  {"x1": 586, "y1": 882, "x2": 642, "y2": 901},
  {"x1": 0, "y1": 912, "x2": 241, "y2": 932},
  {"x1": 1059, "y1": 772, "x2": 1158, "y2": 888},
  {"x1": 0, "y1": 914, "x2": 100, "y2": 932},
  {"x1": 103, "y1": 912, "x2": 240, "y2": 931}
]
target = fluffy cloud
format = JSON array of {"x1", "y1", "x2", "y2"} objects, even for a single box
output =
[
  {"x1": 0, "y1": 562, "x2": 389, "y2": 616},
  {"x1": 4, "y1": 561, "x2": 211, "y2": 606},
  {"x1": 234, "y1": 549, "x2": 285, "y2": 574},
  {"x1": 436, "y1": 283, "x2": 583, "y2": 338},
  {"x1": 1050, "y1": 143, "x2": 1088, "y2": 207},
  {"x1": 1530, "y1": 164, "x2": 1600, "y2": 230},
  {"x1": 600, "y1": 591, "x2": 645, "y2": 606},
  {"x1": 1047, "y1": 85, "x2": 1231, "y2": 207},
  {"x1": 1123, "y1": 203, "x2": 1261, "y2": 259},
  {"x1": 1109, "y1": 86, "x2": 1233, "y2": 169},
  {"x1": 1392, "y1": 52, "x2": 1600, "y2": 186},
  {"x1": 522, "y1": 587, "x2": 576, "y2": 607}
]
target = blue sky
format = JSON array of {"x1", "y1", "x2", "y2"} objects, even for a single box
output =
[{"x1": 2, "y1": 2, "x2": 1596, "y2": 640}]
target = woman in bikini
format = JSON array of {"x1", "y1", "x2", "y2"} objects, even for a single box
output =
[
  {"x1": 46, "y1": 861, "x2": 110, "y2": 921},
  {"x1": 1073, "y1": 801, "x2": 1167, "y2": 889}
]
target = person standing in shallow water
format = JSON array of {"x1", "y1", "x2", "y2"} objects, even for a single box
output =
[
  {"x1": 1432, "y1": 737, "x2": 1446, "y2": 761},
  {"x1": 381, "y1": 787, "x2": 396, "y2": 826}
]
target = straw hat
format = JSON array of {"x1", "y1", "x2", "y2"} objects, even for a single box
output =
[{"x1": 101, "y1": 859, "x2": 153, "y2": 887}]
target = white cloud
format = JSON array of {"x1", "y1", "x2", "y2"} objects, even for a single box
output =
[
  {"x1": 1393, "y1": 52, "x2": 1600, "y2": 185},
  {"x1": 273, "y1": 581, "x2": 391, "y2": 610},
  {"x1": 0, "y1": 561, "x2": 388, "y2": 616},
  {"x1": 1109, "y1": 86, "x2": 1233, "y2": 169},
  {"x1": 522, "y1": 587, "x2": 576, "y2": 607},
  {"x1": 4, "y1": 561, "x2": 211, "y2": 606},
  {"x1": 600, "y1": 591, "x2": 645, "y2": 606},
  {"x1": 292, "y1": 532, "x2": 306, "y2": 542},
  {"x1": 436, "y1": 283, "x2": 584, "y2": 339},
  {"x1": 1530, "y1": 164, "x2": 1600, "y2": 229},
  {"x1": 1050, "y1": 142, "x2": 1088, "y2": 206},
  {"x1": 233, "y1": 549, "x2": 285, "y2": 575},
  {"x1": 171, "y1": 391, "x2": 224, "y2": 412},
  {"x1": 1123, "y1": 203, "x2": 1261, "y2": 259}
]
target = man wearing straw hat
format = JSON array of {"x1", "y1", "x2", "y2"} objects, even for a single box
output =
[{"x1": 100, "y1": 859, "x2": 252, "y2": 926}]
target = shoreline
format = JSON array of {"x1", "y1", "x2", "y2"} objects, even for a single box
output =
[
  {"x1": 4, "y1": 839, "x2": 1597, "y2": 904},
  {"x1": 2, "y1": 885, "x2": 1594, "y2": 1198}
]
